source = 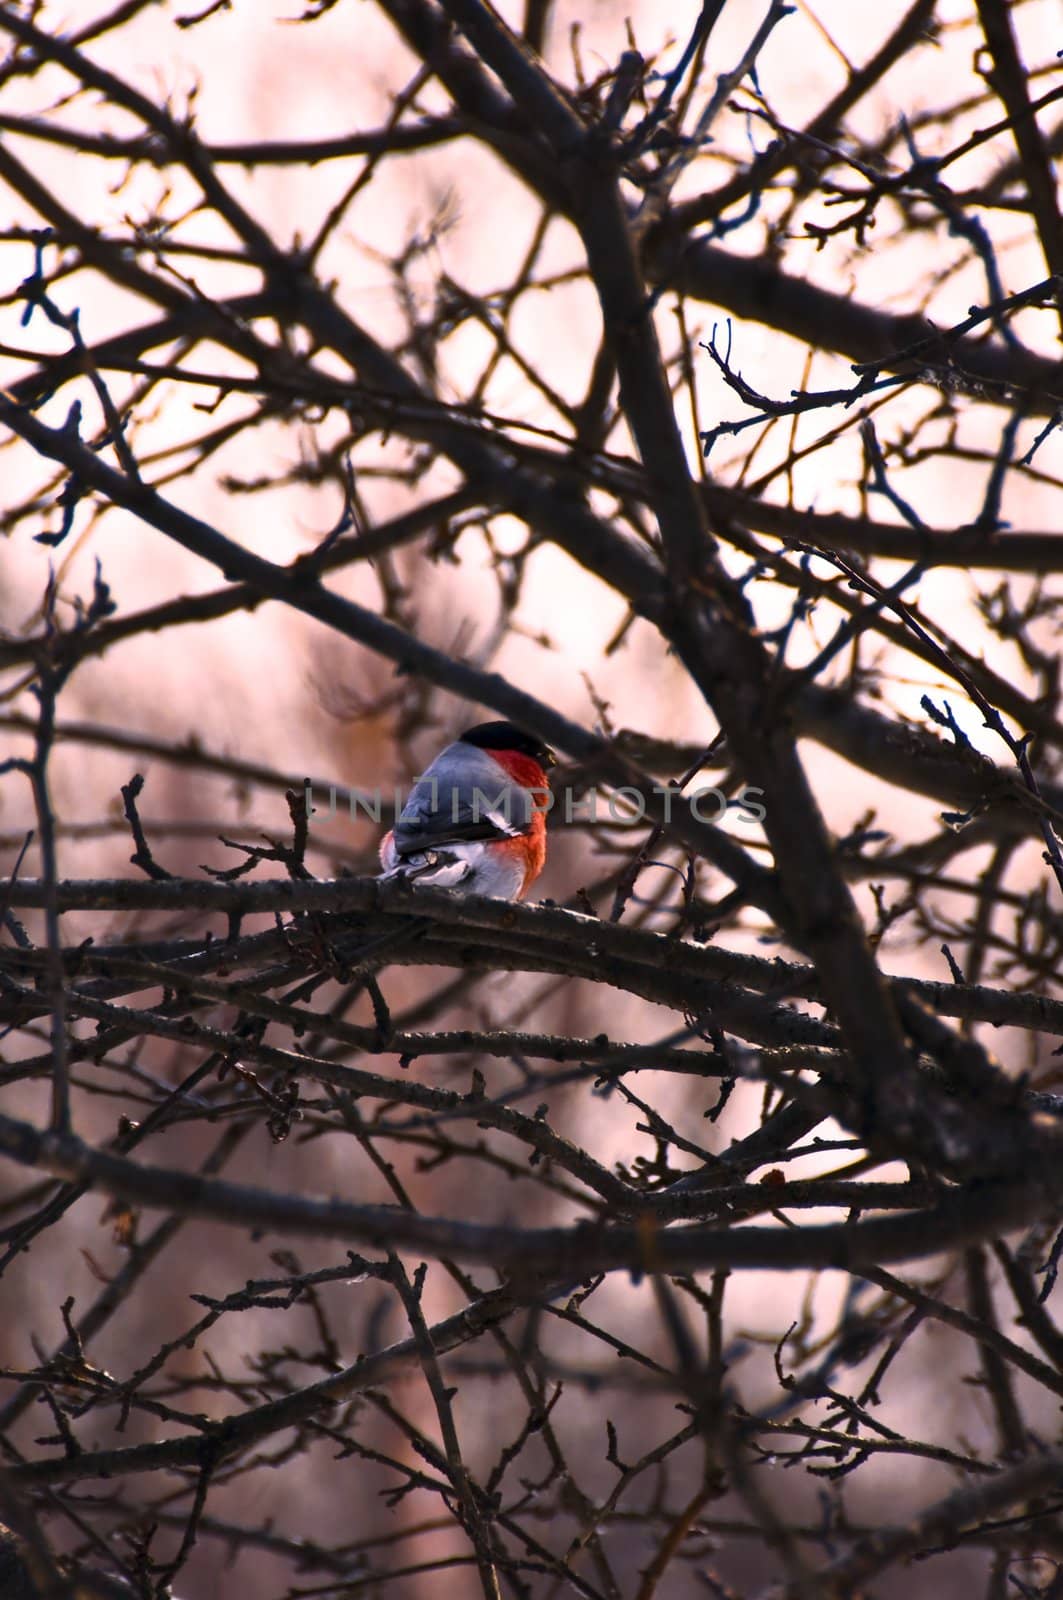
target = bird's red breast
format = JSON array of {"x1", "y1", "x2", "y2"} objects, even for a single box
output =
[{"x1": 479, "y1": 746, "x2": 550, "y2": 897}]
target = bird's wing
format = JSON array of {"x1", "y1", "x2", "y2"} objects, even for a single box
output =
[{"x1": 392, "y1": 742, "x2": 535, "y2": 853}]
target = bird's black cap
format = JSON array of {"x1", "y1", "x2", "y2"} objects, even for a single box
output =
[{"x1": 460, "y1": 721, "x2": 556, "y2": 768}]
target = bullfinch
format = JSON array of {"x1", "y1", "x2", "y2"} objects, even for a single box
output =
[{"x1": 379, "y1": 721, "x2": 555, "y2": 899}]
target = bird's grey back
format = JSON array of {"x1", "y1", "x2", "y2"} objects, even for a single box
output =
[{"x1": 393, "y1": 741, "x2": 537, "y2": 852}]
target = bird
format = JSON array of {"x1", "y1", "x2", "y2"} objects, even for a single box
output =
[{"x1": 379, "y1": 721, "x2": 555, "y2": 899}]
